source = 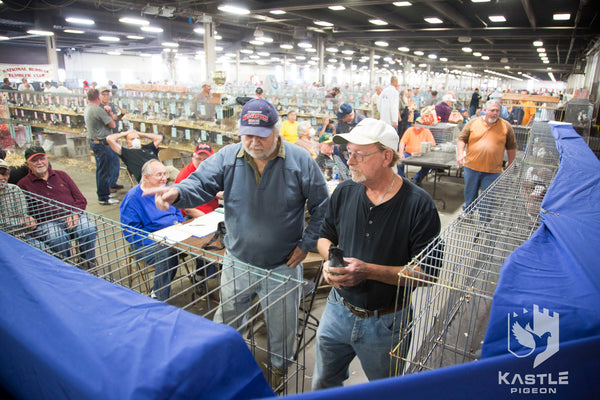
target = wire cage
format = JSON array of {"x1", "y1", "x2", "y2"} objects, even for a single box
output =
[
  {"x1": 390, "y1": 121, "x2": 560, "y2": 375},
  {"x1": 426, "y1": 123, "x2": 460, "y2": 144},
  {"x1": 0, "y1": 189, "x2": 310, "y2": 395},
  {"x1": 512, "y1": 125, "x2": 531, "y2": 151}
]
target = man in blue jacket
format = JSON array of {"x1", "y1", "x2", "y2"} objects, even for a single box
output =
[
  {"x1": 145, "y1": 99, "x2": 329, "y2": 389},
  {"x1": 120, "y1": 159, "x2": 184, "y2": 300}
]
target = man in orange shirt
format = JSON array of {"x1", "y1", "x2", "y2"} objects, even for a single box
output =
[
  {"x1": 399, "y1": 125, "x2": 436, "y2": 184},
  {"x1": 457, "y1": 100, "x2": 517, "y2": 211}
]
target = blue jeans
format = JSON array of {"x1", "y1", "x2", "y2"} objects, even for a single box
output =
[
  {"x1": 312, "y1": 289, "x2": 410, "y2": 389},
  {"x1": 108, "y1": 149, "x2": 121, "y2": 188},
  {"x1": 469, "y1": 105, "x2": 477, "y2": 118},
  {"x1": 463, "y1": 166, "x2": 500, "y2": 212},
  {"x1": 36, "y1": 214, "x2": 97, "y2": 262},
  {"x1": 214, "y1": 251, "x2": 301, "y2": 370},
  {"x1": 398, "y1": 152, "x2": 430, "y2": 182},
  {"x1": 90, "y1": 140, "x2": 112, "y2": 201},
  {"x1": 132, "y1": 243, "x2": 179, "y2": 301}
]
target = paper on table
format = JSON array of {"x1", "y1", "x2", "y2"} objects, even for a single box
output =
[{"x1": 147, "y1": 211, "x2": 225, "y2": 244}]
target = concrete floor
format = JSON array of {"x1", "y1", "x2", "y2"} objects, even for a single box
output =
[{"x1": 46, "y1": 153, "x2": 466, "y2": 393}]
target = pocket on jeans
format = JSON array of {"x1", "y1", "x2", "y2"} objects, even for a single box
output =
[
  {"x1": 327, "y1": 289, "x2": 344, "y2": 306},
  {"x1": 377, "y1": 311, "x2": 400, "y2": 334}
]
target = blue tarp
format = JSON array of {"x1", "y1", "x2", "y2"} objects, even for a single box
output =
[
  {"x1": 280, "y1": 123, "x2": 600, "y2": 399},
  {"x1": 0, "y1": 231, "x2": 274, "y2": 400}
]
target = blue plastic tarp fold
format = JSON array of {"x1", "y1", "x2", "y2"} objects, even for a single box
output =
[{"x1": 0, "y1": 231, "x2": 274, "y2": 400}]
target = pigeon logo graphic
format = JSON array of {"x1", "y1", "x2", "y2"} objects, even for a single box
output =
[{"x1": 508, "y1": 305, "x2": 559, "y2": 368}]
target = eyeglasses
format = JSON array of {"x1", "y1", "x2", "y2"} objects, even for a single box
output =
[{"x1": 346, "y1": 150, "x2": 382, "y2": 163}]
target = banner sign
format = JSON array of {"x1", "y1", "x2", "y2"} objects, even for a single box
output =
[{"x1": 0, "y1": 64, "x2": 55, "y2": 81}]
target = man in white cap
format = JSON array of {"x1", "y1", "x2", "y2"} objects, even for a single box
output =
[
  {"x1": 145, "y1": 98, "x2": 329, "y2": 390},
  {"x1": 435, "y1": 93, "x2": 457, "y2": 122},
  {"x1": 312, "y1": 118, "x2": 441, "y2": 389}
]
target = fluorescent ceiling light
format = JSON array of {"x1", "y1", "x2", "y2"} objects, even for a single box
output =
[
  {"x1": 326, "y1": 47, "x2": 339, "y2": 52},
  {"x1": 240, "y1": 49, "x2": 253, "y2": 54},
  {"x1": 305, "y1": 48, "x2": 317, "y2": 52},
  {"x1": 344, "y1": 56, "x2": 353, "y2": 60},
  {"x1": 473, "y1": 52, "x2": 482, "y2": 57},
  {"x1": 298, "y1": 41, "x2": 312, "y2": 48},
  {"x1": 553, "y1": 13, "x2": 570, "y2": 21},
  {"x1": 481, "y1": 56, "x2": 489, "y2": 60},
  {"x1": 214, "y1": 35, "x2": 222, "y2": 40},
  {"x1": 99, "y1": 36, "x2": 120, "y2": 42},
  {"x1": 218, "y1": 5, "x2": 250, "y2": 15},
  {"x1": 537, "y1": 48, "x2": 546, "y2": 52},
  {"x1": 462, "y1": 47, "x2": 472, "y2": 52},
  {"x1": 543, "y1": 60, "x2": 550, "y2": 64},
  {"x1": 162, "y1": 42, "x2": 178, "y2": 47},
  {"x1": 127, "y1": 35, "x2": 144, "y2": 40},
  {"x1": 27, "y1": 29, "x2": 54, "y2": 36},
  {"x1": 270, "y1": 10, "x2": 286, "y2": 15},
  {"x1": 369, "y1": 19, "x2": 388, "y2": 25},
  {"x1": 280, "y1": 44, "x2": 293, "y2": 49},
  {"x1": 64, "y1": 29, "x2": 84, "y2": 34},
  {"x1": 393, "y1": 2, "x2": 412, "y2": 6},
  {"x1": 193, "y1": 27, "x2": 204, "y2": 34},
  {"x1": 425, "y1": 17, "x2": 443, "y2": 24},
  {"x1": 314, "y1": 20, "x2": 334, "y2": 27},
  {"x1": 547, "y1": 67, "x2": 552, "y2": 70},
  {"x1": 471, "y1": 0, "x2": 491, "y2": 2},
  {"x1": 329, "y1": 5, "x2": 345, "y2": 11},
  {"x1": 257, "y1": 51, "x2": 270, "y2": 56},
  {"x1": 504, "y1": 65, "x2": 510, "y2": 69},
  {"x1": 398, "y1": 46, "x2": 410, "y2": 52},
  {"x1": 0, "y1": 36, "x2": 10, "y2": 41},
  {"x1": 418, "y1": 63, "x2": 427, "y2": 67},
  {"x1": 533, "y1": 41, "x2": 543, "y2": 47},
  {"x1": 465, "y1": 64, "x2": 472, "y2": 68},
  {"x1": 489, "y1": 15, "x2": 506, "y2": 22},
  {"x1": 414, "y1": 51, "x2": 424, "y2": 56},
  {"x1": 539, "y1": 53, "x2": 547, "y2": 57},
  {"x1": 107, "y1": 51, "x2": 121, "y2": 55},
  {"x1": 428, "y1": 54, "x2": 437, "y2": 59},
  {"x1": 255, "y1": 35, "x2": 273, "y2": 43},
  {"x1": 119, "y1": 17, "x2": 149, "y2": 26},
  {"x1": 440, "y1": 57, "x2": 448, "y2": 62},
  {"x1": 296, "y1": 55, "x2": 306, "y2": 60},
  {"x1": 375, "y1": 41, "x2": 389, "y2": 47},
  {"x1": 141, "y1": 26, "x2": 163, "y2": 33},
  {"x1": 328, "y1": 59, "x2": 337, "y2": 63},
  {"x1": 66, "y1": 17, "x2": 94, "y2": 25},
  {"x1": 249, "y1": 55, "x2": 260, "y2": 59},
  {"x1": 341, "y1": 49, "x2": 354, "y2": 55},
  {"x1": 249, "y1": 40, "x2": 264, "y2": 45},
  {"x1": 548, "y1": 72, "x2": 556, "y2": 82}
]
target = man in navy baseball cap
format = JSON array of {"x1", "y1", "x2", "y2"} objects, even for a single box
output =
[{"x1": 145, "y1": 97, "x2": 329, "y2": 380}]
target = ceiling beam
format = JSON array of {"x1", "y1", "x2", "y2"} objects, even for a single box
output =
[{"x1": 520, "y1": 0, "x2": 537, "y2": 30}]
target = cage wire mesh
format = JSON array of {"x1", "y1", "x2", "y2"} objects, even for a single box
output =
[
  {"x1": 0, "y1": 189, "x2": 308, "y2": 395},
  {"x1": 426, "y1": 123, "x2": 460, "y2": 144},
  {"x1": 390, "y1": 121, "x2": 560, "y2": 376}
]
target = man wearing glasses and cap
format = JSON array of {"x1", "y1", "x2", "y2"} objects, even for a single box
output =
[
  {"x1": 312, "y1": 118, "x2": 441, "y2": 389},
  {"x1": 145, "y1": 98, "x2": 329, "y2": 389}
]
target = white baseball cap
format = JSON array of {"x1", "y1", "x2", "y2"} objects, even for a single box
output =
[
  {"x1": 442, "y1": 94, "x2": 457, "y2": 102},
  {"x1": 333, "y1": 118, "x2": 399, "y2": 150}
]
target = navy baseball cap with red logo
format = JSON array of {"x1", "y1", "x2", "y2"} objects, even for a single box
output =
[{"x1": 239, "y1": 99, "x2": 279, "y2": 138}]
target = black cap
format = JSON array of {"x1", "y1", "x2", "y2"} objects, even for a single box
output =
[
  {"x1": 24, "y1": 146, "x2": 46, "y2": 161},
  {"x1": 255, "y1": 87, "x2": 263, "y2": 94}
]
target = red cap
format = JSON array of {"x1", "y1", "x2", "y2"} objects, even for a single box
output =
[{"x1": 194, "y1": 143, "x2": 214, "y2": 156}]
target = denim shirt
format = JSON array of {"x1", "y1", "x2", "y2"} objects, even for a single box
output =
[{"x1": 174, "y1": 140, "x2": 329, "y2": 269}]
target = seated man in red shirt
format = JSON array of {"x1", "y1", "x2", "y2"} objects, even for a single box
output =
[
  {"x1": 174, "y1": 143, "x2": 220, "y2": 217},
  {"x1": 399, "y1": 125, "x2": 436, "y2": 184},
  {"x1": 174, "y1": 142, "x2": 221, "y2": 279}
]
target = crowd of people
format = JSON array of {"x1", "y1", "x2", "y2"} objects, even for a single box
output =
[{"x1": 0, "y1": 80, "x2": 549, "y2": 391}]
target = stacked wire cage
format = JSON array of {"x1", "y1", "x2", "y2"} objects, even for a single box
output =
[
  {"x1": 390, "y1": 121, "x2": 560, "y2": 375},
  {"x1": 426, "y1": 123, "x2": 460, "y2": 144},
  {"x1": 0, "y1": 190, "x2": 308, "y2": 395}
]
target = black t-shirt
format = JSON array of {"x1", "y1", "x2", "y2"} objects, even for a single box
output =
[
  {"x1": 120, "y1": 143, "x2": 159, "y2": 182},
  {"x1": 320, "y1": 178, "x2": 441, "y2": 310}
]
